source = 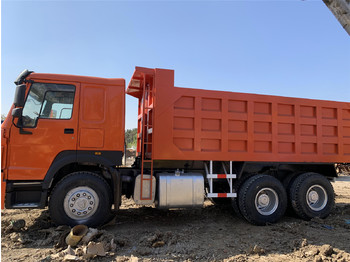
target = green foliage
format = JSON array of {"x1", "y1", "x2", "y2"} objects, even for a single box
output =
[{"x1": 125, "y1": 128, "x2": 137, "y2": 148}]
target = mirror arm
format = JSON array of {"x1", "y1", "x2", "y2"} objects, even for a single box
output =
[{"x1": 12, "y1": 115, "x2": 21, "y2": 128}]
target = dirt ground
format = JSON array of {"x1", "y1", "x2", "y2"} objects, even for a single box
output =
[{"x1": 1, "y1": 179, "x2": 350, "y2": 262}]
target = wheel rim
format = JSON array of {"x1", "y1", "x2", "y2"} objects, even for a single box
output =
[
  {"x1": 63, "y1": 186, "x2": 99, "y2": 220},
  {"x1": 255, "y1": 188, "x2": 279, "y2": 216},
  {"x1": 306, "y1": 185, "x2": 328, "y2": 211}
]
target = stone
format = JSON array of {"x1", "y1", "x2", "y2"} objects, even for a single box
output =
[
  {"x1": 320, "y1": 244, "x2": 333, "y2": 256},
  {"x1": 305, "y1": 248, "x2": 319, "y2": 257},
  {"x1": 301, "y1": 238, "x2": 308, "y2": 247},
  {"x1": 129, "y1": 255, "x2": 139, "y2": 262},
  {"x1": 63, "y1": 245, "x2": 76, "y2": 256},
  {"x1": 63, "y1": 254, "x2": 81, "y2": 261},
  {"x1": 110, "y1": 238, "x2": 117, "y2": 252},
  {"x1": 74, "y1": 247, "x2": 84, "y2": 257},
  {"x1": 314, "y1": 255, "x2": 323, "y2": 262},
  {"x1": 11, "y1": 219, "x2": 26, "y2": 231},
  {"x1": 247, "y1": 245, "x2": 265, "y2": 255},
  {"x1": 81, "y1": 228, "x2": 99, "y2": 244},
  {"x1": 85, "y1": 241, "x2": 106, "y2": 257},
  {"x1": 152, "y1": 241, "x2": 165, "y2": 248},
  {"x1": 9, "y1": 232, "x2": 21, "y2": 243}
]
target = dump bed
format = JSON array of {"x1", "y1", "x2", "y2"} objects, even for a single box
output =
[{"x1": 127, "y1": 67, "x2": 350, "y2": 163}]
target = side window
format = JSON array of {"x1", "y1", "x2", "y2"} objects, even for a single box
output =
[
  {"x1": 22, "y1": 83, "x2": 75, "y2": 128},
  {"x1": 40, "y1": 92, "x2": 75, "y2": 119}
]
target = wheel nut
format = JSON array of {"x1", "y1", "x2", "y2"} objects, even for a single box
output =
[
  {"x1": 72, "y1": 209, "x2": 76, "y2": 213},
  {"x1": 72, "y1": 198, "x2": 75, "y2": 201},
  {"x1": 70, "y1": 204, "x2": 73, "y2": 207},
  {"x1": 83, "y1": 193, "x2": 86, "y2": 196},
  {"x1": 83, "y1": 211, "x2": 87, "y2": 214},
  {"x1": 77, "y1": 194, "x2": 80, "y2": 197},
  {"x1": 88, "y1": 207, "x2": 92, "y2": 210},
  {"x1": 88, "y1": 196, "x2": 91, "y2": 199},
  {"x1": 77, "y1": 212, "x2": 81, "y2": 215},
  {"x1": 90, "y1": 201, "x2": 93, "y2": 205}
]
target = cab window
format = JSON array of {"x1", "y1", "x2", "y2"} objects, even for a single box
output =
[{"x1": 21, "y1": 83, "x2": 75, "y2": 127}]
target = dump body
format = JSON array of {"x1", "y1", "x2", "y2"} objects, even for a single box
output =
[{"x1": 127, "y1": 67, "x2": 350, "y2": 163}]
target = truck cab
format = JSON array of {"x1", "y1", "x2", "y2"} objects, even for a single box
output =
[{"x1": 2, "y1": 70, "x2": 125, "y2": 226}]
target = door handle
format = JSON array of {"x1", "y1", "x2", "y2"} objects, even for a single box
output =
[{"x1": 64, "y1": 128, "x2": 74, "y2": 134}]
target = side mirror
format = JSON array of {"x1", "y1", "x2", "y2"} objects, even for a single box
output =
[
  {"x1": 14, "y1": 84, "x2": 26, "y2": 108},
  {"x1": 12, "y1": 108, "x2": 23, "y2": 118}
]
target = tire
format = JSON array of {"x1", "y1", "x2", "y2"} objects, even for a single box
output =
[
  {"x1": 282, "y1": 171, "x2": 303, "y2": 215},
  {"x1": 282, "y1": 172, "x2": 303, "y2": 191},
  {"x1": 49, "y1": 171, "x2": 112, "y2": 227},
  {"x1": 238, "y1": 175, "x2": 287, "y2": 225},
  {"x1": 289, "y1": 172, "x2": 334, "y2": 220},
  {"x1": 231, "y1": 173, "x2": 255, "y2": 218}
]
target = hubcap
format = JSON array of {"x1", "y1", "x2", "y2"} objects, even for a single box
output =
[
  {"x1": 255, "y1": 188, "x2": 279, "y2": 216},
  {"x1": 306, "y1": 185, "x2": 327, "y2": 211},
  {"x1": 64, "y1": 186, "x2": 99, "y2": 220}
]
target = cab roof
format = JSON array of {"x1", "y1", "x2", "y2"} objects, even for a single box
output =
[{"x1": 27, "y1": 73, "x2": 125, "y2": 86}]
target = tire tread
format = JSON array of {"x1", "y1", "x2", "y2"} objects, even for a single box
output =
[{"x1": 289, "y1": 172, "x2": 334, "y2": 220}]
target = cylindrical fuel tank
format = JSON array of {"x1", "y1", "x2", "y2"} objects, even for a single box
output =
[{"x1": 157, "y1": 172, "x2": 204, "y2": 208}]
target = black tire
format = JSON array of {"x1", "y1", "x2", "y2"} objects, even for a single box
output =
[
  {"x1": 282, "y1": 171, "x2": 303, "y2": 215},
  {"x1": 231, "y1": 173, "x2": 255, "y2": 218},
  {"x1": 49, "y1": 171, "x2": 112, "y2": 227},
  {"x1": 238, "y1": 175, "x2": 287, "y2": 225},
  {"x1": 289, "y1": 172, "x2": 334, "y2": 220},
  {"x1": 282, "y1": 172, "x2": 303, "y2": 191}
]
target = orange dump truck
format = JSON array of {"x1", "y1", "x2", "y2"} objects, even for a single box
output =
[{"x1": 2, "y1": 67, "x2": 350, "y2": 226}]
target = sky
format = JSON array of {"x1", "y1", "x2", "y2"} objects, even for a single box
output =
[{"x1": 2, "y1": 0, "x2": 350, "y2": 130}]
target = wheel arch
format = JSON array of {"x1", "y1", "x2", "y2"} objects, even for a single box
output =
[
  {"x1": 43, "y1": 150, "x2": 122, "y2": 209},
  {"x1": 43, "y1": 150, "x2": 122, "y2": 190}
]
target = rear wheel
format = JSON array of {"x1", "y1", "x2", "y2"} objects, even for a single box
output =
[
  {"x1": 49, "y1": 171, "x2": 112, "y2": 227},
  {"x1": 238, "y1": 175, "x2": 287, "y2": 225},
  {"x1": 231, "y1": 173, "x2": 255, "y2": 218},
  {"x1": 289, "y1": 172, "x2": 334, "y2": 220},
  {"x1": 282, "y1": 171, "x2": 303, "y2": 215}
]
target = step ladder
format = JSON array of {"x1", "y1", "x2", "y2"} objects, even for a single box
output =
[
  {"x1": 139, "y1": 81, "x2": 154, "y2": 201},
  {"x1": 204, "y1": 161, "x2": 237, "y2": 198}
]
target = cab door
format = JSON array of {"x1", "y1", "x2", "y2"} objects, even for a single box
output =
[{"x1": 7, "y1": 81, "x2": 80, "y2": 181}]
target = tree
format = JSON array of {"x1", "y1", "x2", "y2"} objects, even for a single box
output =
[{"x1": 125, "y1": 128, "x2": 137, "y2": 148}]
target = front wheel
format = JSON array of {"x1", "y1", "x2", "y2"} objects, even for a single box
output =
[
  {"x1": 289, "y1": 172, "x2": 334, "y2": 220},
  {"x1": 49, "y1": 171, "x2": 112, "y2": 227},
  {"x1": 238, "y1": 175, "x2": 287, "y2": 225}
]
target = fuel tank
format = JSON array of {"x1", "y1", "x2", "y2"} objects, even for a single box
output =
[{"x1": 157, "y1": 172, "x2": 204, "y2": 208}]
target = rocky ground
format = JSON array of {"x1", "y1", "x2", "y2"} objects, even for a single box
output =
[{"x1": 1, "y1": 179, "x2": 350, "y2": 262}]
